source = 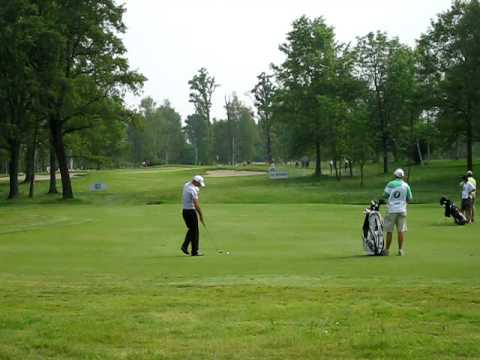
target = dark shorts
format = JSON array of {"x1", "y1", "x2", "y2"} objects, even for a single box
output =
[{"x1": 461, "y1": 198, "x2": 472, "y2": 211}]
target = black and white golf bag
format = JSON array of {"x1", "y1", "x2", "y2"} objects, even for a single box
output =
[
  {"x1": 362, "y1": 200, "x2": 385, "y2": 256},
  {"x1": 440, "y1": 196, "x2": 467, "y2": 225}
]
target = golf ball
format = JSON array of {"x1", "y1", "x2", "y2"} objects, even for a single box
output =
[{"x1": 226, "y1": 251, "x2": 230, "y2": 255}]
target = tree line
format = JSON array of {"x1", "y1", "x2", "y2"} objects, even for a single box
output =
[
  {"x1": 124, "y1": 77, "x2": 262, "y2": 168},
  {"x1": 0, "y1": 0, "x2": 144, "y2": 200},
  {"x1": 1, "y1": 0, "x2": 479, "y2": 199},
  {"x1": 171, "y1": 0, "x2": 479, "y2": 182},
  {"x1": 261, "y1": 0, "x2": 479, "y2": 181}
]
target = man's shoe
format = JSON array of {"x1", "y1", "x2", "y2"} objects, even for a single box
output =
[
  {"x1": 398, "y1": 249, "x2": 405, "y2": 256},
  {"x1": 382, "y1": 249, "x2": 389, "y2": 256},
  {"x1": 181, "y1": 247, "x2": 189, "y2": 255},
  {"x1": 191, "y1": 252, "x2": 204, "y2": 257}
]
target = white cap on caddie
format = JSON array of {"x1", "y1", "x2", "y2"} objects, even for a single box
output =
[
  {"x1": 193, "y1": 175, "x2": 206, "y2": 187},
  {"x1": 467, "y1": 170, "x2": 473, "y2": 176},
  {"x1": 394, "y1": 168, "x2": 405, "y2": 178}
]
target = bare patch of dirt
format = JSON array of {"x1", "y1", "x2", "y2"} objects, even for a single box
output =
[{"x1": 0, "y1": 172, "x2": 86, "y2": 183}]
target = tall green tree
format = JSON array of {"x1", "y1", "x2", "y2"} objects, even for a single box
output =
[
  {"x1": 274, "y1": 16, "x2": 359, "y2": 176},
  {"x1": 67, "y1": 97, "x2": 134, "y2": 169},
  {"x1": 139, "y1": 98, "x2": 185, "y2": 165},
  {"x1": 184, "y1": 113, "x2": 209, "y2": 165},
  {"x1": 355, "y1": 31, "x2": 409, "y2": 173},
  {"x1": 273, "y1": 16, "x2": 337, "y2": 176},
  {"x1": 252, "y1": 72, "x2": 276, "y2": 163},
  {"x1": 344, "y1": 99, "x2": 376, "y2": 186},
  {"x1": 238, "y1": 106, "x2": 258, "y2": 163},
  {"x1": 211, "y1": 119, "x2": 230, "y2": 164},
  {"x1": 386, "y1": 47, "x2": 426, "y2": 165},
  {"x1": 39, "y1": 0, "x2": 144, "y2": 199},
  {"x1": 127, "y1": 116, "x2": 145, "y2": 165},
  {"x1": 223, "y1": 94, "x2": 257, "y2": 164},
  {"x1": 224, "y1": 94, "x2": 241, "y2": 165},
  {"x1": 323, "y1": 45, "x2": 365, "y2": 180},
  {"x1": 188, "y1": 68, "x2": 218, "y2": 164},
  {"x1": 418, "y1": 0, "x2": 480, "y2": 171},
  {"x1": 155, "y1": 101, "x2": 185, "y2": 164},
  {"x1": 0, "y1": 0, "x2": 42, "y2": 199}
]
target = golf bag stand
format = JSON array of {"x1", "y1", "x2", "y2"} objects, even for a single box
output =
[
  {"x1": 362, "y1": 200, "x2": 386, "y2": 256},
  {"x1": 440, "y1": 196, "x2": 467, "y2": 225}
]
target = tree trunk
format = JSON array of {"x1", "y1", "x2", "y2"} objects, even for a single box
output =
[
  {"x1": 466, "y1": 112, "x2": 473, "y2": 171},
  {"x1": 454, "y1": 139, "x2": 460, "y2": 160},
  {"x1": 392, "y1": 142, "x2": 399, "y2": 163},
  {"x1": 266, "y1": 132, "x2": 272, "y2": 164},
  {"x1": 315, "y1": 140, "x2": 322, "y2": 177},
  {"x1": 266, "y1": 117, "x2": 273, "y2": 164},
  {"x1": 382, "y1": 133, "x2": 388, "y2": 175},
  {"x1": 8, "y1": 141, "x2": 20, "y2": 199},
  {"x1": 376, "y1": 91, "x2": 388, "y2": 174},
  {"x1": 360, "y1": 163, "x2": 365, "y2": 187},
  {"x1": 23, "y1": 142, "x2": 35, "y2": 184},
  {"x1": 50, "y1": 118, "x2": 73, "y2": 199},
  {"x1": 48, "y1": 143, "x2": 58, "y2": 194},
  {"x1": 416, "y1": 141, "x2": 424, "y2": 166},
  {"x1": 28, "y1": 171, "x2": 35, "y2": 198},
  {"x1": 28, "y1": 126, "x2": 39, "y2": 198}
]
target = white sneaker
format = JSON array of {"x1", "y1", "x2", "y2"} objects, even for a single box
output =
[{"x1": 398, "y1": 249, "x2": 405, "y2": 256}]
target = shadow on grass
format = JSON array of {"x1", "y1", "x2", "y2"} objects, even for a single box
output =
[
  {"x1": 146, "y1": 255, "x2": 192, "y2": 259},
  {"x1": 430, "y1": 221, "x2": 460, "y2": 227},
  {"x1": 326, "y1": 254, "x2": 376, "y2": 260},
  {"x1": 146, "y1": 200, "x2": 165, "y2": 205}
]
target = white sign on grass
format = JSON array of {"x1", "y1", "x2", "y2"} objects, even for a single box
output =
[
  {"x1": 269, "y1": 171, "x2": 289, "y2": 180},
  {"x1": 90, "y1": 183, "x2": 108, "y2": 192}
]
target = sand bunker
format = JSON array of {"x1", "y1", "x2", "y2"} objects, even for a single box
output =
[
  {"x1": 206, "y1": 170, "x2": 265, "y2": 178},
  {"x1": 120, "y1": 167, "x2": 196, "y2": 175}
]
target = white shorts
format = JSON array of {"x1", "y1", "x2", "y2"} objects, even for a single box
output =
[{"x1": 384, "y1": 212, "x2": 407, "y2": 233}]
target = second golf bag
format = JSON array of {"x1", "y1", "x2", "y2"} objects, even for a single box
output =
[
  {"x1": 362, "y1": 200, "x2": 385, "y2": 256},
  {"x1": 440, "y1": 196, "x2": 467, "y2": 225}
]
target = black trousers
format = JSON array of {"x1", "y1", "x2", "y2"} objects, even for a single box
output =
[{"x1": 182, "y1": 209, "x2": 199, "y2": 255}]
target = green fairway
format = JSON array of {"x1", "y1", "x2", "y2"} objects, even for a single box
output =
[{"x1": 0, "y1": 162, "x2": 479, "y2": 359}]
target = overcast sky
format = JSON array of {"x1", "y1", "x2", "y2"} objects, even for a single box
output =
[{"x1": 122, "y1": 0, "x2": 453, "y2": 121}]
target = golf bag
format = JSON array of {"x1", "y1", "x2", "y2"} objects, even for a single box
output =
[
  {"x1": 362, "y1": 200, "x2": 385, "y2": 256},
  {"x1": 440, "y1": 196, "x2": 467, "y2": 225}
]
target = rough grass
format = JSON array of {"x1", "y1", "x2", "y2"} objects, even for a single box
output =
[{"x1": 0, "y1": 160, "x2": 479, "y2": 359}]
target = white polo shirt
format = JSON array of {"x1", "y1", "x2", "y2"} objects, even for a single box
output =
[
  {"x1": 462, "y1": 181, "x2": 475, "y2": 200},
  {"x1": 182, "y1": 181, "x2": 199, "y2": 210}
]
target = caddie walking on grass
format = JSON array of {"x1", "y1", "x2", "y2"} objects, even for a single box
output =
[{"x1": 383, "y1": 168, "x2": 413, "y2": 256}]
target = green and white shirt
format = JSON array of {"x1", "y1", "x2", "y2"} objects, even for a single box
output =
[
  {"x1": 468, "y1": 177, "x2": 476, "y2": 199},
  {"x1": 384, "y1": 179, "x2": 413, "y2": 214}
]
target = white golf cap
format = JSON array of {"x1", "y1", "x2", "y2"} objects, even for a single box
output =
[
  {"x1": 394, "y1": 168, "x2": 405, "y2": 178},
  {"x1": 192, "y1": 175, "x2": 206, "y2": 187},
  {"x1": 466, "y1": 170, "x2": 473, "y2": 176}
]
